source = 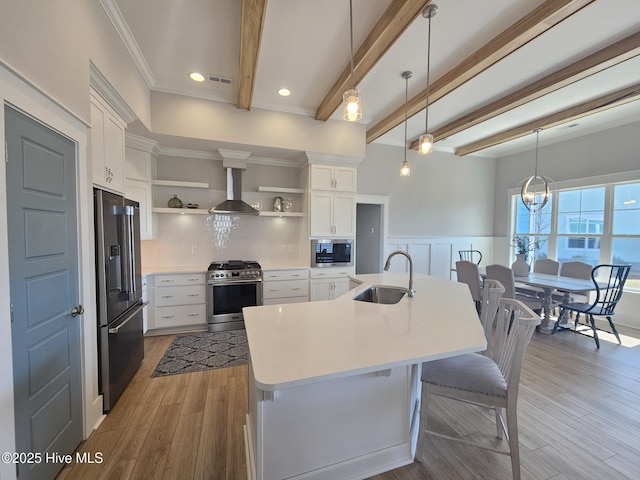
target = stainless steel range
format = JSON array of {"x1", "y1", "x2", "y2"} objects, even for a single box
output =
[{"x1": 206, "y1": 260, "x2": 263, "y2": 331}]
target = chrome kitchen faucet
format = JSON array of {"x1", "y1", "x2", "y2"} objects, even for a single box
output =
[{"x1": 384, "y1": 251, "x2": 415, "y2": 297}]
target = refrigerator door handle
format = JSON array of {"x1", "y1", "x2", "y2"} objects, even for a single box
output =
[
  {"x1": 115, "y1": 205, "x2": 136, "y2": 300},
  {"x1": 108, "y1": 302, "x2": 147, "y2": 334}
]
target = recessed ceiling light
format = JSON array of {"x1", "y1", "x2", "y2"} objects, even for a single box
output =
[
  {"x1": 189, "y1": 72, "x2": 205, "y2": 82},
  {"x1": 278, "y1": 88, "x2": 291, "y2": 97}
]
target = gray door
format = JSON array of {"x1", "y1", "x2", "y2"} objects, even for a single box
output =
[{"x1": 5, "y1": 105, "x2": 83, "y2": 480}]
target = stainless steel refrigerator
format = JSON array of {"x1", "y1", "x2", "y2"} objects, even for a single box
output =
[{"x1": 94, "y1": 188, "x2": 145, "y2": 411}]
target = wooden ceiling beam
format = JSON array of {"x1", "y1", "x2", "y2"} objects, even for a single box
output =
[
  {"x1": 418, "y1": 30, "x2": 640, "y2": 148},
  {"x1": 367, "y1": 0, "x2": 595, "y2": 145},
  {"x1": 237, "y1": 0, "x2": 268, "y2": 110},
  {"x1": 455, "y1": 83, "x2": 640, "y2": 156},
  {"x1": 315, "y1": 0, "x2": 432, "y2": 122}
]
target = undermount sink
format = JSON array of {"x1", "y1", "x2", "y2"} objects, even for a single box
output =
[{"x1": 352, "y1": 285, "x2": 409, "y2": 304}]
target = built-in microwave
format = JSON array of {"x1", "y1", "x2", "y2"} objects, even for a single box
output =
[{"x1": 311, "y1": 239, "x2": 354, "y2": 267}]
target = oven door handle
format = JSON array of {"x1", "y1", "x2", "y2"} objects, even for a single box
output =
[{"x1": 208, "y1": 279, "x2": 263, "y2": 286}]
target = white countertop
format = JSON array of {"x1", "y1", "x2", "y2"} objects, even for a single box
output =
[{"x1": 244, "y1": 272, "x2": 486, "y2": 391}]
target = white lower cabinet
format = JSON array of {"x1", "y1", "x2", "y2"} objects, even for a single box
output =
[
  {"x1": 147, "y1": 272, "x2": 207, "y2": 334},
  {"x1": 262, "y1": 269, "x2": 309, "y2": 305},
  {"x1": 309, "y1": 267, "x2": 354, "y2": 301}
]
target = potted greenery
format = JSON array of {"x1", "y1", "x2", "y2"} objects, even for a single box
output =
[{"x1": 511, "y1": 235, "x2": 540, "y2": 276}]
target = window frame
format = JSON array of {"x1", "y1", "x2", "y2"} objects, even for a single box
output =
[{"x1": 508, "y1": 170, "x2": 640, "y2": 292}]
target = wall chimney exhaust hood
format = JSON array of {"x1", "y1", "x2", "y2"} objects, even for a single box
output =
[{"x1": 209, "y1": 150, "x2": 259, "y2": 215}]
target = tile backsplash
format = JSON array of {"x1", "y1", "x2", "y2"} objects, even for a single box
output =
[{"x1": 141, "y1": 213, "x2": 304, "y2": 268}]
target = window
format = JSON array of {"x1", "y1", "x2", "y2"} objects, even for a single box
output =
[{"x1": 511, "y1": 180, "x2": 640, "y2": 291}]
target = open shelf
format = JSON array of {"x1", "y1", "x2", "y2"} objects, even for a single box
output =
[
  {"x1": 153, "y1": 207, "x2": 210, "y2": 215},
  {"x1": 259, "y1": 211, "x2": 305, "y2": 217},
  {"x1": 258, "y1": 186, "x2": 304, "y2": 194},
  {"x1": 152, "y1": 179, "x2": 210, "y2": 189},
  {"x1": 152, "y1": 208, "x2": 304, "y2": 217}
]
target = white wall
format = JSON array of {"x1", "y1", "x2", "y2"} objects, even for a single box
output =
[
  {"x1": 0, "y1": 0, "x2": 150, "y2": 126},
  {"x1": 358, "y1": 144, "x2": 497, "y2": 237},
  {"x1": 150, "y1": 91, "x2": 366, "y2": 158}
]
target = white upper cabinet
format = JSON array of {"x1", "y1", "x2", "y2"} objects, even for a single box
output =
[
  {"x1": 90, "y1": 91, "x2": 126, "y2": 194},
  {"x1": 309, "y1": 164, "x2": 356, "y2": 237},
  {"x1": 310, "y1": 192, "x2": 355, "y2": 237},
  {"x1": 310, "y1": 165, "x2": 356, "y2": 192},
  {"x1": 124, "y1": 137, "x2": 158, "y2": 240}
]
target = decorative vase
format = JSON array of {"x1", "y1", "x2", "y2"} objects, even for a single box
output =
[
  {"x1": 167, "y1": 195, "x2": 183, "y2": 208},
  {"x1": 511, "y1": 253, "x2": 530, "y2": 277}
]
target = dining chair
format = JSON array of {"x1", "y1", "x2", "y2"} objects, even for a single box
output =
[
  {"x1": 456, "y1": 260, "x2": 483, "y2": 312},
  {"x1": 552, "y1": 260, "x2": 593, "y2": 305},
  {"x1": 459, "y1": 249, "x2": 482, "y2": 265},
  {"x1": 552, "y1": 264, "x2": 631, "y2": 348},
  {"x1": 486, "y1": 264, "x2": 542, "y2": 314},
  {"x1": 478, "y1": 279, "x2": 505, "y2": 354},
  {"x1": 416, "y1": 298, "x2": 541, "y2": 480},
  {"x1": 533, "y1": 258, "x2": 559, "y2": 275},
  {"x1": 516, "y1": 258, "x2": 560, "y2": 298}
]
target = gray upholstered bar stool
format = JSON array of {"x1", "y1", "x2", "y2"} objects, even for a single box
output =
[{"x1": 416, "y1": 298, "x2": 540, "y2": 480}]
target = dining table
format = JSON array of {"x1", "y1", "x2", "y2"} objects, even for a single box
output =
[
  {"x1": 512, "y1": 272, "x2": 601, "y2": 333},
  {"x1": 474, "y1": 268, "x2": 601, "y2": 334}
]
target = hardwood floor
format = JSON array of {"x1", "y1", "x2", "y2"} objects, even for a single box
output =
[{"x1": 58, "y1": 325, "x2": 640, "y2": 480}]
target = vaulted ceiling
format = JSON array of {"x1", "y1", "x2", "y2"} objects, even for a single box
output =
[{"x1": 109, "y1": 0, "x2": 640, "y2": 158}]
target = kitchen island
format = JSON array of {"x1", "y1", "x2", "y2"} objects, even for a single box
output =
[{"x1": 243, "y1": 272, "x2": 486, "y2": 480}]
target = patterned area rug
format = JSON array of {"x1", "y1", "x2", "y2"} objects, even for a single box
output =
[{"x1": 151, "y1": 329, "x2": 248, "y2": 377}]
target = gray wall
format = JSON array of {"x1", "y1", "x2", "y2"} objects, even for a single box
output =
[
  {"x1": 358, "y1": 143, "x2": 497, "y2": 237},
  {"x1": 493, "y1": 120, "x2": 640, "y2": 236}
]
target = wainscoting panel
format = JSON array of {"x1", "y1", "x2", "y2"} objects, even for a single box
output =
[
  {"x1": 431, "y1": 244, "x2": 453, "y2": 279},
  {"x1": 386, "y1": 237, "x2": 495, "y2": 279}
]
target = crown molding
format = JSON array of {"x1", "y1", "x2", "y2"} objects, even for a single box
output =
[
  {"x1": 125, "y1": 133, "x2": 160, "y2": 155},
  {"x1": 301, "y1": 151, "x2": 363, "y2": 167},
  {"x1": 247, "y1": 156, "x2": 301, "y2": 168},
  {"x1": 89, "y1": 62, "x2": 137, "y2": 124},
  {"x1": 99, "y1": 0, "x2": 156, "y2": 89},
  {"x1": 155, "y1": 146, "x2": 221, "y2": 160}
]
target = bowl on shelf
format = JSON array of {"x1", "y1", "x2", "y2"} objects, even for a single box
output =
[{"x1": 186, "y1": 203, "x2": 199, "y2": 209}]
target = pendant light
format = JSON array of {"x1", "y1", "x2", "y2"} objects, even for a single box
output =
[
  {"x1": 343, "y1": 0, "x2": 362, "y2": 121},
  {"x1": 520, "y1": 128, "x2": 551, "y2": 212},
  {"x1": 418, "y1": 4, "x2": 437, "y2": 155},
  {"x1": 400, "y1": 71, "x2": 412, "y2": 177}
]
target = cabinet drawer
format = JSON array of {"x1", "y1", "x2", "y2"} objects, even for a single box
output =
[
  {"x1": 154, "y1": 285, "x2": 205, "y2": 307},
  {"x1": 263, "y1": 280, "x2": 309, "y2": 299},
  {"x1": 310, "y1": 268, "x2": 355, "y2": 279},
  {"x1": 262, "y1": 269, "x2": 309, "y2": 281},
  {"x1": 154, "y1": 273, "x2": 205, "y2": 286},
  {"x1": 153, "y1": 304, "x2": 206, "y2": 329}
]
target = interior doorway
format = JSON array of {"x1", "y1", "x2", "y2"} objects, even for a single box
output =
[{"x1": 355, "y1": 195, "x2": 389, "y2": 274}]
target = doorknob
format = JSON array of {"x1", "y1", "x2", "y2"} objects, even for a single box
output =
[{"x1": 70, "y1": 305, "x2": 84, "y2": 317}]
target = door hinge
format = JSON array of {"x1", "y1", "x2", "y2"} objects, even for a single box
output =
[
  {"x1": 4, "y1": 140, "x2": 8, "y2": 163},
  {"x1": 10, "y1": 303, "x2": 14, "y2": 323}
]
